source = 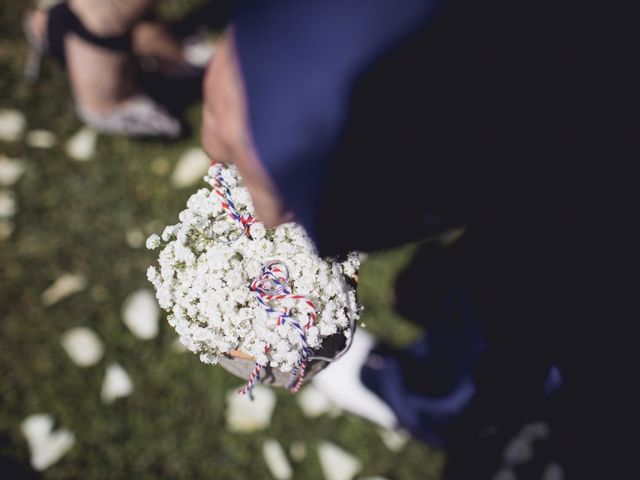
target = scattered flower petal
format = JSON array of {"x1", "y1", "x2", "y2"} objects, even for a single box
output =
[
  {"x1": 502, "y1": 421, "x2": 550, "y2": 467},
  {"x1": 296, "y1": 384, "x2": 334, "y2": 418},
  {"x1": 225, "y1": 385, "x2": 276, "y2": 432},
  {"x1": 170, "y1": 147, "x2": 210, "y2": 188},
  {"x1": 20, "y1": 414, "x2": 75, "y2": 471},
  {"x1": 41, "y1": 273, "x2": 87, "y2": 306},
  {"x1": 0, "y1": 155, "x2": 27, "y2": 186},
  {"x1": 0, "y1": 109, "x2": 26, "y2": 142},
  {"x1": 289, "y1": 441, "x2": 307, "y2": 462},
  {"x1": 101, "y1": 363, "x2": 134, "y2": 404},
  {"x1": 60, "y1": 327, "x2": 104, "y2": 367},
  {"x1": 491, "y1": 469, "x2": 517, "y2": 480},
  {"x1": 125, "y1": 228, "x2": 145, "y2": 249},
  {"x1": 0, "y1": 190, "x2": 16, "y2": 218},
  {"x1": 520, "y1": 422, "x2": 550, "y2": 441},
  {"x1": 542, "y1": 463, "x2": 564, "y2": 480},
  {"x1": 503, "y1": 437, "x2": 533, "y2": 466},
  {"x1": 183, "y1": 34, "x2": 217, "y2": 67},
  {"x1": 65, "y1": 127, "x2": 97, "y2": 161},
  {"x1": 377, "y1": 428, "x2": 409, "y2": 452},
  {"x1": 317, "y1": 441, "x2": 361, "y2": 480},
  {"x1": 26, "y1": 129, "x2": 56, "y2": 149},
  {"x1": 263, "y1": 438, "x2": 293, "y2": 480},
  {"x1": 122, "y1": 289, "x2": 159, "y2": 340}
]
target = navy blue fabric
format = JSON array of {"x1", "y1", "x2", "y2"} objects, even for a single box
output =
[
  {"x1": 360, "y1": 249, "x2": 563, "y2": 448},
  {"x1": 234, "y1": 0, "x2": 441, "y2": 239},
  {"x1": 232, "y1": 1, "x2": 634, "y2": 477},
  {"x1": 361, "y1": 267, "x2": 486, "y2": 447}
]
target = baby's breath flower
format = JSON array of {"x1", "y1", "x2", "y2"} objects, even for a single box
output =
[
  {"x1": 147, "y1": 164, "x2": 361, "y2": 374},
  {"x1": 146, "y1": 234, "x2": 161, "y2": 250}
]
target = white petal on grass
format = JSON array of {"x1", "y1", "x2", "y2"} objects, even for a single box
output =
[
  {"x1": 502, "y1": 421, "x2": 550, "y2": 467},
  {"x1": 122, "y1": 289, "x2": 159, "y2": 340},
  {"x1": 0, "y1": 109, "x2": 26, "y2": 142},
  {"x1": 183, "y1": 34, "x2": 217, "y2": 67},
  {"x1": 170, "y1": 147, "x2": 210, "y2": 188},
  {"x1": 20, "y1": 414, "x2": 75, "y2": 471},
  {"x1": 296, "y1": 384, "x2": 334, "y2": 418},
  {"x1": 225, "y1": 385, "x2": 276, "y2": 432},
  {"x1": 125, "y1": 228, "x2": 145, "y2": 249},
  {"x1": 101, "y1": 363, "x2": 134, "y2": 404},
  {"x1": 317, "y1": 441, "x2": 362, "y2": 480},
  {"x1": 0, "y1": 219, "x2": 14, "y2": 240},
  {"x1": 41, "y1": 273, "x2": 87, "y2": 306},
  {"x1": 60, "y1": 327, "x2": 104, "y2": 367},
  {"x1": 541, "y1": 463, "x2": 564, "y2": 480},
  {"x1": 65, "y1": 127, "x2": 97, "y2": 161},
  {"x1": 377, "y1": 427, "x2": 409, "y2": 452},
  {"x1": 0, "y1": 190, "x2": 16, "y2": 218},
  {"x1": 26, "y1": 129, "x2": 56, "y2": 149},
  {"x1": 289, "y1": 441, "x2": 307, "y2": 462},
  {"x1": 520, "y1": 422, "x2": 550, "y2": 441},
  {"x1": 503, "y1": 436, "x2": 533, "y2": 465},
  {"x1": 0, "y1": 155, "x2": 27, "y2": 186},
  {"x1": 263, "y1": 438, "x2": 293, "y2": 480},
  {"x1": 491, "y1": 469, "x2": 517, "y2": 480}
]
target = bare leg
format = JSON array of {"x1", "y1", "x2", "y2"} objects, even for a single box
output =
[
  {"x1": 64, "y1": 0, "x2": 155, "y2": 113},
  {"x1": 63, "y1": 34, "x2": 137, "y2": 112},
  {"x1": 26, "y1": 0, "x2": 182, "y2": 135},
  {"x1": 69, "y1": 0, "x2": 156, "y2": 36}
]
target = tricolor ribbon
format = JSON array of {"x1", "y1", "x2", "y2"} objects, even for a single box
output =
[
  {"x1": 209, "y1": 162, "x2": 255, "y2": 240},
  {"x1": 209, "y1": 163, "x2": 317, "y2": 397},
  {"x1": 250, "y1": 261, "x2": 317, "y2": 393}
]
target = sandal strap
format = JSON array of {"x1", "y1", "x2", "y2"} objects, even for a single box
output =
[{"x1": 47, "y1": 2, "x2": 132, "y2": 65}]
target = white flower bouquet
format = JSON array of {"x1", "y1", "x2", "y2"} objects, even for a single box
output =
[{"x1": 147, "y1": 163, "x2": 361, "y2": 395}]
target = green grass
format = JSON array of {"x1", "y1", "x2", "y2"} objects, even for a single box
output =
[{"x1": 1, "y1": 3, "x2": 443, "y2": 478}]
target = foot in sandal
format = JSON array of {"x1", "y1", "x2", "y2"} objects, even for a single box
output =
[{"x1": 24, "y1": 2, "x2": 182, "y2": 138}]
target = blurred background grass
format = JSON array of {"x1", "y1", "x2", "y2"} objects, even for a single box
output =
[{"x1": 1, "y1": 1, "x2": 443, "y2": 478}]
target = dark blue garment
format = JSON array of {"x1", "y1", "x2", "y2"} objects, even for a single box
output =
[
  {"x1": 231, "y1": 1, "x2": 632, "y2": 477},
  {"x1": 361, "y1": 269, "x2": 487, "y2": 448},
  {"x1": 234, "y1": 0, "x2": 441, "y2": 240},
  {"x1": 360, "y1": 250, "x2": 563, "y2": 448}
]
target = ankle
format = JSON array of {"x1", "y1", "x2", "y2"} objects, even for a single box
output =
[{"x1": 68, "y1": 0, "x2": 131, "y2": 37}]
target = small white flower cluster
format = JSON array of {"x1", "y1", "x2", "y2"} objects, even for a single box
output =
[{"x1": 147, "y1": 165, "x2": 361, "y2": 372}]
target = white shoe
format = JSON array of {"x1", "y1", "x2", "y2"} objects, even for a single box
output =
[
  {"x1": 312, "y1": 328, "x2": 398, "y2": 429},
  {"x1": 77, "y1": 94, "x2": 181, "y2": 138}
]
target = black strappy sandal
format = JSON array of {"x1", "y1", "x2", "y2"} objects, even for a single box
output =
[{"x1": 23, "y1": 2, "x2": 181, "y2": 138}]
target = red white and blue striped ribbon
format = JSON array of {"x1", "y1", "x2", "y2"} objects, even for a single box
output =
[
  {"x1": 209, "y1": 162, "x2": 255, "y2": 238},
  {"x1": 209, "y1": 162, "x2": 317, "y2": 396},
  {"x1": 251, "y1": 262, "x2": 317, "y2": 392}
]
